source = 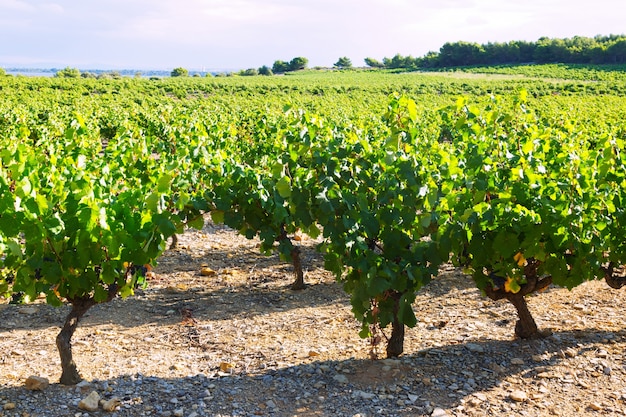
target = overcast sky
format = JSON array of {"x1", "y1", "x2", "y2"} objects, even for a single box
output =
[{"x1": 0, "y1": 0, "x2": 624, "y2": 70}]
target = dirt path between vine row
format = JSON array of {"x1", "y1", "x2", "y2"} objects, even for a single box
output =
[{"x1": 2, "y1": 219, "x2": 626, "y2": 416}]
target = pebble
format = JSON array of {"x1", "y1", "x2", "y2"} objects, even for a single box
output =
[
  {"x1": 589, "y1": 402, "x2": 603, "y2": 411},
  {"x1": 353, "y1": 390, "x2": 376, "y2": 400},
  {"x1": 510, "y1": 390, "x2": 528, "y2": 402},
  {"x1": 431, "y1": 407, "x2": 449, "y2": 416},
  {"x1": 101, "y1": 397, "x2": 121, "y2": 412},
  {"x1": 332, "y1": 374, "x2": 349, "y2": 384},
  {"x1": 466, "y1": 343, "x2": 484, "y2": 353}
]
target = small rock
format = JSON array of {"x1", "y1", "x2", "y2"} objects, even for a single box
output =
[
  {"x1": 333, "y1": 374, "x2": 349, "y2": 384},
  {"x1": 382, "y1": 358, "x2": 401, "y2": 367},
  {"x1": 76, "y1": 380, "x2": 93, "y2": 392},
  {"x1": 173, "y1": 408, "x2": 184, "y2": 417},
  {"x1": 78, "y1": 391, "x2": 100, "y2": 412},
  {"x1": 354, "y1": 390, "x2": 376, "y2": 400},
  {"x1": 531, "y1": 354, "x2": 544, "y2": 362},
  {"x1": 19, "y1": 306, "x2": 38, "y2": 314},
  {"x1": 510, "y1": 358, "x2": 525, "y2": 365},
  {"x1": 510, "y1": 390, "x2": 528, "y2": 402},
  {"x1": 407, "y1": 394, "x2": 418, "y2": 403},
  {"x1": 101, "y1": 397, "x2": 121, "y2": 412},
  {"x1": 564, "y1": 347, "x2": 577, "y2": 358},
  {"x1": 3, "y1": 403, "x2": 16, "y2": 410},
  {"x1": 474, "y1": 393, "x2": 487, "y2": 402},
  {"x1": 308, "y1": 350, "x2": 320, "y2": 357},
  {"x1": 589, "y1": 402, "x2": 603, "y2": 411},
  {"x1": 466, "y1": 343, "x2": 484, "y2": 353},
  {"x1": 219, "y1": 362, "x2": 234, "y2": 373},
  {"x1": 469, "y1": 398, "x2": 482, "y2": 407},
  {"x1": 431, "y1": 407, "x2": 449, "y2": 417},
  {"x1": 200, "y1": 267, "x2": 217, "y2": 276},
  {"x1": 25, "y1": 375, "x2": 49, "y2": 391},
  {"x1": 170, "y1": 363, "x2": 187, "y2": 371}
]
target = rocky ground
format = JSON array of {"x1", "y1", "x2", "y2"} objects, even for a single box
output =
[{"x1": 2, "y1": 220, "x2": 626, "y2": 416}]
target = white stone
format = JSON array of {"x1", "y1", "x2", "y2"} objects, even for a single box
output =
[
  {"x1": 78, "y1": 391, "x2": 100, "y2": 412},
  {"x1": 510, "y1": 390, "x2": 528, "y2": 402},
  {"x1": 432, "y1": 407, "x2": 449, "y2": 417}
]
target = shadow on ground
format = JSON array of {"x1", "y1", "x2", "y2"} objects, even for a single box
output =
[{"x1": 1, "y1": 328, "x2": 624, "y2": 417}]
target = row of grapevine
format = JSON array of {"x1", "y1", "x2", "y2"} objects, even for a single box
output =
[{"x1": 1, "y1": 75, "x2": 626, "y2": 384}]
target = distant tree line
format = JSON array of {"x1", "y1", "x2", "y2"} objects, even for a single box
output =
[{"x1": 366, "y1": 34, "x2": 626, "y2": 70}]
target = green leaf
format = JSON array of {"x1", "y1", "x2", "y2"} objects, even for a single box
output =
[
  {"x1": 399, "y1": 294, "x2": 417, "y2": 328},
  {"x1": 211, "y1": 210, "x2": 225, "y2": 224},
  {"x1": 187, "y1": 214, "x2": 204, "y2": 230},
  {"x1": 276, "y1": 177, "x2": 292, "y2": 198},
  {"x1": 157, "y1": 173, "x2": 173, "y2": 193}
]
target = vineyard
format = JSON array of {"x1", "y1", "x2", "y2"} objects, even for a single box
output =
[{"x1": 2, "y1": 67, "x2": 626, "y2": 416}]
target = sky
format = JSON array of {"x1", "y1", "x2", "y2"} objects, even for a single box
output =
[{"x1": 0, "y1": 0, "x2": 624, "y2": 71}]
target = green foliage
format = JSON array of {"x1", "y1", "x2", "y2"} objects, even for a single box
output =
[
  {"x1": 55, "y1": 67, "x2": 81, "y2": 78},
  {"x1": 334, "y1": 57, "x2": 352, "y2": 69},
  {"x1": 2, "y1": 66, "x2": 626, "y2": 359},
  {"x1": 272, "y1": 60, "x2": 290, "y2": 74},
  {"x1": 238, "y1": 68, "x2": 258, "y2": 76},
  {"x1": 258, "y1": 65, "x2": 273, "y2": 76},
  {"x1": 389, "y1": 34, "x2": 626, "y2": 70},
  {"x1": 289, "y1": 57, "x2": 308, "y2": 71},
  {"x1": 170, "y1": 67, "x2": 189, "y2": 77},
  {"x1": 364, "y1": 57, "x2": 385, "y2": 68}
]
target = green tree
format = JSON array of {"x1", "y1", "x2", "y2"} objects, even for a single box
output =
[
  {"x1": 55, "y1": 67, "x2": 81, "y2": 78},
  {"x1": 334, "y1": 56, "x2": 352, "y2": 68},
  {"x1": 0, "y1": 67, "x2": 6, "y2": 76},
  {"x1": 170, "y1": 67, "x2": 189, "y2": 77},
  {"x1": 272, "y1": 60, "x2": 290, "y2": 74},
  {"x1": 289, "y1": 56, "x2": 308, "y2": 71},
  {"x1": 239, "y1": 68, "x2": 258, "y2": 76},
  {"x1": 382, "y1": 54, "x2": 416, "y2": 69},
  {"x1": 258, "y1": 65, "x2": 273, "y2": 76},
  {"x1": 364, "y1": 57, "x2": 384, "y2": 68}
]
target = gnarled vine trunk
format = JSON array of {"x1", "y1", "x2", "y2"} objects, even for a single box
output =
[
  {"x1": 290, "y1": 245, "x2": 305, "y2": 290},
  {"x1": 508, "y1": 293, "x2": 539, "y2": 338},
  {"x1": 386, "y1": 291, "x2": 405, "y2": 358},
  {"x1": 56, "y1": 297, "x2": 96, "y2": 385},
  {"x1": 484, "y1": 258, "x2": 552, "y2": 339}
]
